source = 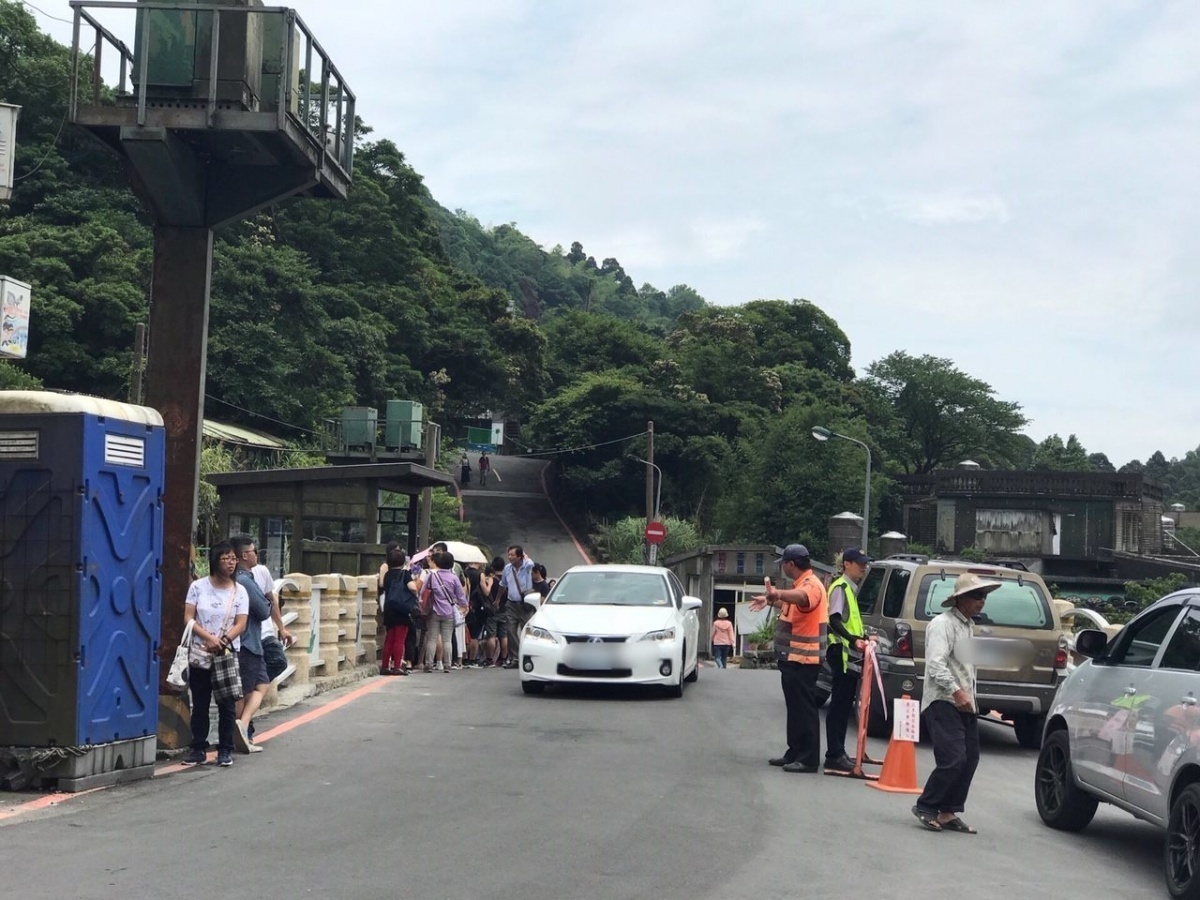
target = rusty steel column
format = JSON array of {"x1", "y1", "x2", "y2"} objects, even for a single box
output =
[{"x1": 144, "y1": 226, "x2": 213, "y2": 746}]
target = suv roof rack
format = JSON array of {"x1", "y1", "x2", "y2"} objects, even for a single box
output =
[{"x1": 884, "y1": 553, "x2": 929, "y2": 563}]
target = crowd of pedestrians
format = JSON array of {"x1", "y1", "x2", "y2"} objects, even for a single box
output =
[{"x1": 377, "y1": 541, "x2": 548, "y2": 673}]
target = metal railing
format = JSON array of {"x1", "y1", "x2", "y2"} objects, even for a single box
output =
[{"x1": 67, "y1": 1, "x2": 355, "y2": 177}]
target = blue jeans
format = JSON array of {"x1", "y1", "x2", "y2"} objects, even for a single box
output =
[
  {"x1": 713, "y1": 645, "x2": 731, "y2": 668},
  {"x1": 188, "y1": 664, "x2": 236, "y2": 753}
]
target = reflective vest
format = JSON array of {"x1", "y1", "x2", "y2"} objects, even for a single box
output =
[
  {"x1": 774, "y1": 570, "x2": 828, "y2": 665},
  {"x1": 826, "y1": 574, "x2": 863, "y2": 663}
]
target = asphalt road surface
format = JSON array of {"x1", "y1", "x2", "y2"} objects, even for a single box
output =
[
  {"x1": 461, "y1": 455, "x2": 592, "y2": 578},
  {"x1": 3, "y1": 667, "x2": 1162, "y2": 900}
]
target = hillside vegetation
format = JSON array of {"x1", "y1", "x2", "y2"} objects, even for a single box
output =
[{"x1": 2, "y1": 2, "x2": 1195, "y2": 556}]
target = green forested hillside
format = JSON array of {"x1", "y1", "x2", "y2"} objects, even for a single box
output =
[{"x1": 1, "y1": 1, "x2": 1193, "y2": 553}]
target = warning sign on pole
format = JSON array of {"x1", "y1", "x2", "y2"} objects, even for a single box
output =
[
  {"x1": 893, "y1": 697, "x2": 921, "y2": 742},
  {"x1": 0, "y1": 103, "x2": 20, "y2": 202},
  {"x1": 0, "y1": 275, "x2": 31, "y2": 360}
]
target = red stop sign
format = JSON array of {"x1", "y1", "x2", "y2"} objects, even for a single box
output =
[{"x1": 644, "y1": 521, "x2": 667, "y2": 545}]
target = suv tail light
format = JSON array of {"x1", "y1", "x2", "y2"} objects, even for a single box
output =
[
  {"x1": 894, "y1": 621, "x2": 913, "y2": 659},
  {"x1": 1054, "y1": 636, "x2": 1069, "y2": 671}
]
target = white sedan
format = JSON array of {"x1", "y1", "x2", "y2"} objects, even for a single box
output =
[{"x1": 518, "y1": 564, "x2": 701, "y2": 697}]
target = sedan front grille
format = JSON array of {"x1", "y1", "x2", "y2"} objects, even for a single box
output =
[{"x1": 557, "y1": 664, "x2": 633, "y2": 679}]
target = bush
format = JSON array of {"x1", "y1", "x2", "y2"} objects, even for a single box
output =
[{"x1": 590, "y1": 515, "x2": 705, "y2": 564}]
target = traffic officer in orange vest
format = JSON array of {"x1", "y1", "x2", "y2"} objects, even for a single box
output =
[{"x1": 750, "y1": 543, "x2": 829, "y2": 773}]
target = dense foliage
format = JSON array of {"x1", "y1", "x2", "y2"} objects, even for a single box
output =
[{"x1": 4, "y1": 2, "x2": 1199, "y2": 559}]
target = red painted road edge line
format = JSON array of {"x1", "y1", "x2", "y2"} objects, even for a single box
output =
[
  {"x1": 1, "y1": 677, "x2": 391, "y2": 822},
  {"x1": 539, "y1": 461, "x2": 593, "y2": 564}
]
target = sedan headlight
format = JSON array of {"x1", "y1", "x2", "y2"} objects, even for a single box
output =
[
  {"x1": 524, "y1": 625, "x2": 560, "y2": 644},
  {"x1": 640, "y1": 628, "x2": 677, "y2": 642}
]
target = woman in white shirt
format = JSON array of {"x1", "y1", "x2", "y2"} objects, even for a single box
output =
[{"x1": 181, "y1": 541, "x2": 249, "y2": 767}]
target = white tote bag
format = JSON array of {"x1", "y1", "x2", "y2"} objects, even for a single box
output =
[{"x1": 165, "y1": 620, "x2": 195, "y2": 692}]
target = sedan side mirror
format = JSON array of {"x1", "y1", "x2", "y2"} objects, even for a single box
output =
[
  {"x1": 682, "y1": 596, "x2": 702, "y2": 611},
  {"x1": 523, "y1": 591, "x2": 543, "y2": 609},
  {"x1": 1074, "y1": 628, "x2": 1110, "y2": 659}
]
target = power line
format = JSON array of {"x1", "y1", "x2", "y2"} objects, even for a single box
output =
[
  {"x1": 22, "y1": 1, "x2": 73, "y2": 25},
  {"x1": 204, "y1": 394, "x2": 321, "y2": 437},
  {"x1": 515, "y1": 430, "x2": 650, "y2": 458}
]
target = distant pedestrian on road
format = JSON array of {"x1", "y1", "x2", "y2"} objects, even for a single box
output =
[
  {"x1": 478, "y1": 451, "x2": 491, "y2": 486},
  {"x1": 911, "y1": 572, "x2": 1000, "y2": 834},
  {"x1": 460, "y1": 453, "x2": 471, "y2": 485},
  {"x1": 749, "y1": 543, "x2": 828, "y2": 773},
  {"x1": 711, "y1": 608, "x2": 734, "y2": 668}
]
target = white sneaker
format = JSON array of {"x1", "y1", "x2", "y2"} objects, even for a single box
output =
[
  {"x1": 234, "y1": 720, "x2": 252, "y2": 754},
  {"x1": 246, "y1": 741, "x2": 264, "y2": 753}
]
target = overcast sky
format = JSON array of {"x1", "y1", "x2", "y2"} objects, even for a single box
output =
[{"x1": 28, "y1": 1, "x2": 1200, "y2": 466}]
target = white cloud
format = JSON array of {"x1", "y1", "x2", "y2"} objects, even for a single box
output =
[{"x1": 28, "y1": 0, "x2": 1200, "y2": 464}]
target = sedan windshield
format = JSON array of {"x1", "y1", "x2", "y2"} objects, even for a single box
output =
[{"x1": 547, "y1": 572, "x2": 671, "y2": 607}]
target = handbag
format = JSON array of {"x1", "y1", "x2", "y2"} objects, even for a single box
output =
[
  {"x1": 419, "y1": 573, "x2": 434, "y2": 616},
  {"x1": 166, "y1": 620, "x2": 195, "y2": 692},
  {"x1": 187, "y1": 584, "x2": 238, "y2": 671},
  {"x1": 211, "y1": 648, "x2": 244, "y2": 703}
]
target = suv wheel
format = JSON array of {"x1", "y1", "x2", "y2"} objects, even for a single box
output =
[
  {"x1": 1166, "y1": 783, "x2": 1200, "y2": 899},
  {"x1": 1034, "y1": 730, "x2": 1098, "y2": 831},
  {"x1": 1013, "y1": 714, "x2": 1045, "y2": 750},
  {"x1": 866, "y1": 693, "x2": 890, "y2": 739}
]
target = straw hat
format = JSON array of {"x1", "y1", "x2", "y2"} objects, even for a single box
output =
[
  {"x1": 717, "y1": 608, "x2": 729, "y2": 618},
  {"x1": 942, "y1": 572, "x2": 1003, "y2": 607}
]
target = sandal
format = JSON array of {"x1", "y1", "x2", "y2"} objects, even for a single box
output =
[
  {"x1": 911, "y1": 806, "x2": 942, "y2": 831},
  {"x1": 940, "y1": 817, "x2": 977, "y2": 834}
]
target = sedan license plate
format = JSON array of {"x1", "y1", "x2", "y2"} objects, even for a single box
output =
[{"x1": 568, "y1": 644, "x2": 617, "y2": 670}]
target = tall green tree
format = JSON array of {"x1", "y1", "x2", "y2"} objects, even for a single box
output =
[
  {"x1": 1031, "y1": 434, "x2": 1091, "y2": 471},
  {"x1": 863, "y1": 352, "x2": 1028, "y2": 473}
]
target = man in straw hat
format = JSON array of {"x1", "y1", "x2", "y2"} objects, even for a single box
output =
[{"x1": 911, "y1": 572, "x2": 1001, "y2": 833}]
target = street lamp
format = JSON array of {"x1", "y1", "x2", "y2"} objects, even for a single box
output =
[
  {"x1": 629, "y1": 455, "x2": 663, "y2": 563},
  {"x1": 811, "y1": 426, "x2": 871, "y2": 550}
]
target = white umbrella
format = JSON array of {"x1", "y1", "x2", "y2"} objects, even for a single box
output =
[{"x1": 415, "y1": 540, "x2": 488, "y2": 565}]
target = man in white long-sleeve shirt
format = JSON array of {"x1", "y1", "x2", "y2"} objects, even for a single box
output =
[{"x1": 911, "y1": 572, "x2": 1001, "y2": 834}]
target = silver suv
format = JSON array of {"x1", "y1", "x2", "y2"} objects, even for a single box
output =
[
  {"x1": 817, "y1": 556, "x2": 1068, "y2": 748},
  {"x1": 1036, "y1": 589, "x2": 1200, "y2": 899}
]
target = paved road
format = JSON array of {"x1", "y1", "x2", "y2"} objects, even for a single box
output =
[
  {"x1": 3, "y1": 667, "x2": 1162, "y2": 900},
  {"x1": 462, "y1": 455, "x2": 591, "y2": 578}
]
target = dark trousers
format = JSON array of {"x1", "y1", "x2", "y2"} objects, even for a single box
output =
[
  {"x1": 779, "y1": 660, "x2": 821, "y2": 767},
  {"x1": 917, "y1": 700, "x2": 980, "y2": 814},
  {"x1": 713, "y1": 645, "x2": 731, "y2": 668},
  {"x1": 188, "y1": 664, "x2": 236, "y2": 753},
  {"x1": 825, "y1": 647, "x2": 859, "y2": 760},
  {"x1": 262, "y1": 636, "x2": 288, "y2": 683}
]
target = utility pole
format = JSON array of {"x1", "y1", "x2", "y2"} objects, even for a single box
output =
[
  {"x1": 129, "y1": 322, "x2": 147, "y2": 405},
  {"x1": 646, "y1": 421, "x2": 655, "y2": 523}
]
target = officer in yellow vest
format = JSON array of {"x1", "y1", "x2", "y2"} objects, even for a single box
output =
[{"x1": 824, "y1": 547, "x2": 870, "y2": 774}]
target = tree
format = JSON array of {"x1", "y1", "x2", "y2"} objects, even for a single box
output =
[
  {"x1": 863, "y1": 352, "x2": 1028, "y2": 473},
  {"x1": 1031, "y1": 434, "x2": 1091, "y2": 471},
  {"x1": 1087, "y1": 452, "x2": 1116, "y2": 473}
]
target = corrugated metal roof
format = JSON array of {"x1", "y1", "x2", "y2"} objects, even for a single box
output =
[{"x1": 203, "y1": 419, "x2": 287, "y2": 450}]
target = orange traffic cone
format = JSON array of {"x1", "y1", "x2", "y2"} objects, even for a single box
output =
[{"x1": 867, "y1": 694, "x2": 922, "y2": 795}]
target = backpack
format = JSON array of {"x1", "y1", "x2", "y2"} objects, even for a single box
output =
[{"x1": 383, "y1": 568, "x2": 421, "y2": 624}]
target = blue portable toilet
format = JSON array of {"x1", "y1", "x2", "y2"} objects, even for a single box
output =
[{"x1": 0, "y1": 391, "x2": 164, "y2": 756}]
